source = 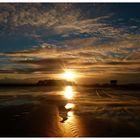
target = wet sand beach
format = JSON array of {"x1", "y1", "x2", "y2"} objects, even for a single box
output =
[{"x1": 0, "y1": 86, "x2": 140, "y2": 137}]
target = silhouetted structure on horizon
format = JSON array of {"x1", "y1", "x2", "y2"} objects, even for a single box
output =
[
  {"x1": 37, "y1": 79, "x2": 76, "y2": 86},
  {"x1": 110, "y1": 80, "x2": 117, "y2": 86}
]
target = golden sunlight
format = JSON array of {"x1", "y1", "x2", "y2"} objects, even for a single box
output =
[
  {"x1": 62, "y1": 70, "x2": 76, "y2": 81},
  {"x1": 64, "y1": 86, "x2": 73, "y2": 99}
]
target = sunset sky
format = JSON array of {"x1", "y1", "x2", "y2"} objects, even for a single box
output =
[{"x1": 0, "y1": 3, "x2": 140, "y2": 84}]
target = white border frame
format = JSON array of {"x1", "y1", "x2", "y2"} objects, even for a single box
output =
[
  {"x1": 0, "y1": 1, "x2": 139, "y2": 140},
  {"x1": 0, "y1": 0, "x2": 140, "y2": 2}
]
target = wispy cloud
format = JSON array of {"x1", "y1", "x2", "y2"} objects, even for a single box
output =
[
  {"x1": 0, "y1": 36, "x2": 139, "y2": 77},
  {"x1": 0, "y1": 3, "x2": 140, "y2": 83},
  {"x1": 0, "y1": 3, "x2": 138, "y2": 40}
]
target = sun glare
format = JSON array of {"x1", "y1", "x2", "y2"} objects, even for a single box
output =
[{"x1": 62, "y1": 70, "x2": 76, "y2": 81}]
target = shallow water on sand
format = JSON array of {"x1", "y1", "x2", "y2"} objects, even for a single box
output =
[{"x1": 0, "y1": 86, "x2": 140, "y2": 137}]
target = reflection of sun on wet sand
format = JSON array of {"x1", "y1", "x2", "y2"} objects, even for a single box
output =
[
  {"x1": 59, "y1": 110, "x2": 86, "y2": 137},
  {"x1": 64, "y1": 86, "x2": 74, "y2": 99},
  {"x1": 0, "y1": 86, "x2": 140, "y2": 137},
  {"x1": 58, "y1": 86, "x2": 87, "y2": 137},
  {"x1": 59, "y1": 86, "x2": 83, "y2": 137},
  {"x1": 65, "y1": 103, "x2": 75, "y2": 109}
]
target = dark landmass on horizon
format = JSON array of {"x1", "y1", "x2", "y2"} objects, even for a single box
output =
[{"x1": 0, "y1": 79, "x2": 139, "y2": 90}]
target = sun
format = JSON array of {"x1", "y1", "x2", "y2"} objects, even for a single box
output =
[{"x1": 62, "y1": 70, "x2": 76, "y2": 81}]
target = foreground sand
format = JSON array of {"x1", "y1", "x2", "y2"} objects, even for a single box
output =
[
  {"x1": 0, "y1": 87, "x2": 140, "y2": 137},
  {"x1": 0, "y1": 101, "x2": 140, "y2": 137}
]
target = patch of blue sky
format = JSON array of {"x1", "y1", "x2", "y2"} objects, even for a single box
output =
[{"x1": 0, "y1": 34, "x2": 39, "y2": 52}]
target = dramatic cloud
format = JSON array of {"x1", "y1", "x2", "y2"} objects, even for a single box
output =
[{"x1": 0, "y1": 3, "x2": 140, "y2": 84}]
